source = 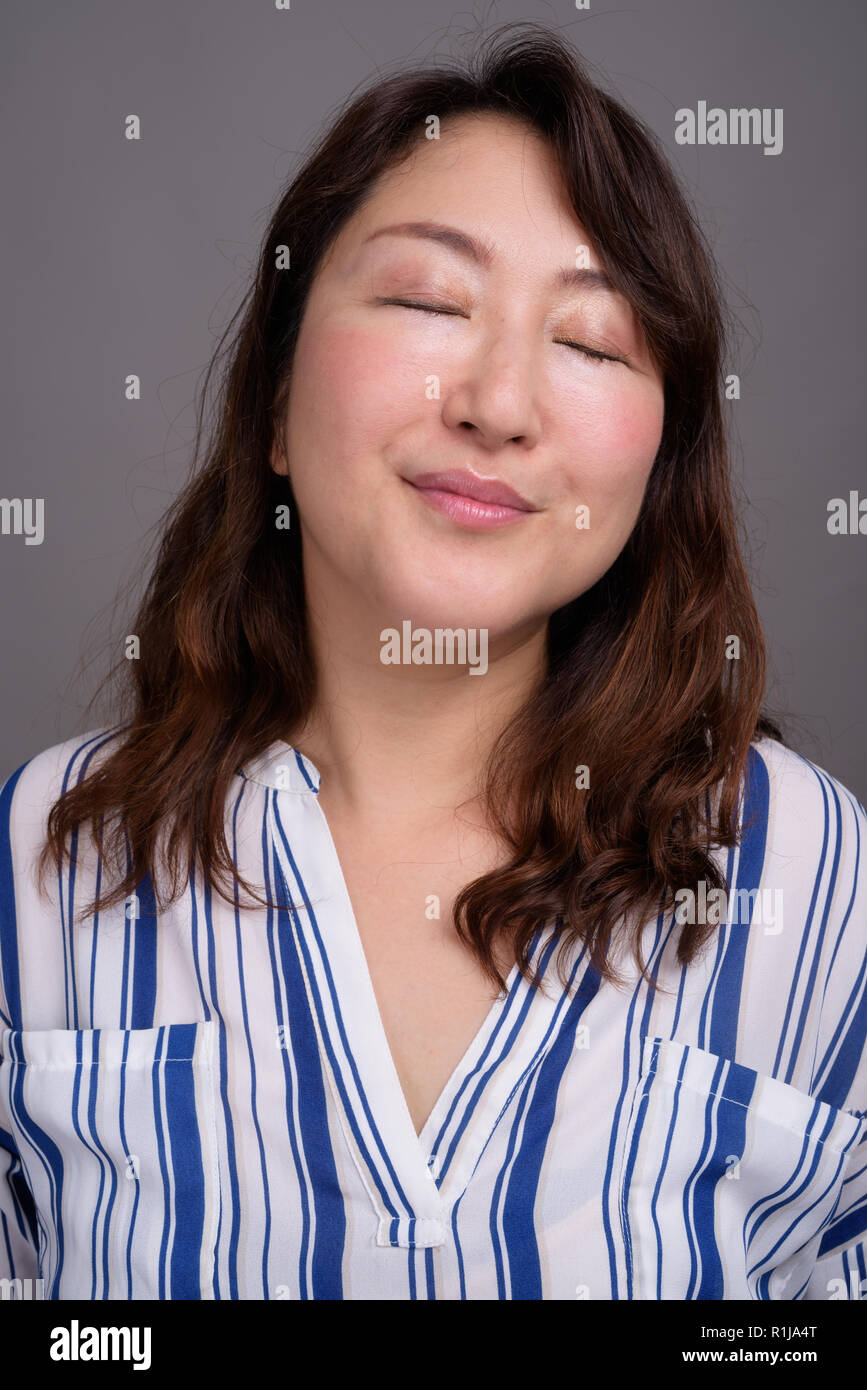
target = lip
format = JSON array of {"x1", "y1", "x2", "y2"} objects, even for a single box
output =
[
  {"x1": 405, "y1": 469, "x2": 536, "y2": 531},
  {"x1": 410, "y1": 469, "x2": 533, "y2": 509}
]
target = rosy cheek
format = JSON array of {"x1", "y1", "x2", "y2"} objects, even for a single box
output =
[
  {"x1": 571, "y1": 383, "x2": 664, "y2": 490},
  {"x1": 614, "y1": 397, "x2": 664, "y2": 474},
  {"x1": 296, "y1": 324, "x2": 385, "y2": 412},
  {"x1": 289, "y1": 323, "x2": 423, "y2": 505}
]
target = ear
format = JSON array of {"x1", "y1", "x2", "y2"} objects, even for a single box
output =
[{"x1": 269, "y1": 434, "x2": 287, "y2": 477}]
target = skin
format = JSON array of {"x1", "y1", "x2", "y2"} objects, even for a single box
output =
[{"x1": 269, "y1": 112, "x2": 666, "y2": 1132}]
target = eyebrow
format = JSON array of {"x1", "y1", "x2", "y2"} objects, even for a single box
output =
[{"x1": 361, "y1": 221, "x2": 617, "y2": 295}]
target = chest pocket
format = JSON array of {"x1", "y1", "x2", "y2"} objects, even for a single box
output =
[
  {"x1": 617, "y1": 1034, "x2": 865, "y2": 1300},
  {"x1": 0, "y1": 1019, "x2": 220, "y2": 1300}
]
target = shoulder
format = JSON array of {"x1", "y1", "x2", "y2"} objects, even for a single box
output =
[
  {"x1": 743, "y1": 735, "x2": 866, "y2": 947},
  {"x1": 743, "y1": 737, "x2": 867, "y2": 1102},
  {"x1": 746, "y1": 734, "x2": 866, "y2": 869},
  {"x1": 0, "y1": 727, "x2": 123, "y2": 852},
  {"x1": 0, "y1": 730, "x2": 127, "y2": 1028}
]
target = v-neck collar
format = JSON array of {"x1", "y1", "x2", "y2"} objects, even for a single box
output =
[{"x1": 254, "y1": 741, "x2": 575, "y2": 1250}]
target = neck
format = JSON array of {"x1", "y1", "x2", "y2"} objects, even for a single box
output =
[{"x1": 287, "y1": 564, "x2": 548, "y2": 826}]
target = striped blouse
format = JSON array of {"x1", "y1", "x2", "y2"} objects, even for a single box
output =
[{"x1": 0, "y1": 727, "x2": 865, "y2": 1301}]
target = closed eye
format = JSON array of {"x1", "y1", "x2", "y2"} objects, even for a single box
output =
[
  {"x1": 556, "y1": 339, "x2": 628, "y2": 365},
  {"x1": 375, "y1": 297, "x2": 462, "y2": 316},
  {"x1": 377, "y1": 299, "x2": 628, "y2": 364}
]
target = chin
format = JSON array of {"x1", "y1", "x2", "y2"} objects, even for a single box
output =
[{"x1": 372, "y1": 573, "x2": 488, "y2": 624}]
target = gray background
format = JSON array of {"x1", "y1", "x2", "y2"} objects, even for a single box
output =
[{"x1": 2, "y1": 0, "x2": 865, "y2": 797}]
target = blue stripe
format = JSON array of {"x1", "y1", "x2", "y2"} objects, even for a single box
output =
[
  {"x1": 815, "y1": 795, "x2": 867, "y2": 1107},
  {"x1": 772, "y1": 762, "x2": 831, "y2": 1080},
  {"x1": 271, "y1": 841, "x2": 346, "y2": 1298},
  {"x1": 229, "y1": 788, "x2": 271, "y2": 1297},
  {"x1": 84, "y1": 1029, "x2": 121, "y2": 1300},
  {"x1": 502, "y1": 961, "x2": 601, "y2": 1298},
  {"x1": 785, "y1": 770, "x2": 844, "y2": 1082},
  {"x1": 150, "y1": 1026, "x2": 171, "y2": 1298},
  {"x1": 203, "y1": 874, "x2": 241, "y2": 1299},
  {"x1": 165, "y1": 1022, "x2": 208, "y2": 1298},
  {"x1": 60, "y1": 733, "x2": 120, "y2": 1029},
  {"x1": 130, "y1": 872, "x2": 158, "y2": 1029},
  {"x1": 708, "y1": 747, "x2": 769, "y2": 1058},
  {"x1": 603, "y1": 911, "x2": 675, "y2": 1298},
  {"x1": 0, "y1": 765, "x2": 27, "y2": 1029},
  {"x1": 117, "y1": 1028, "x2": 140, "y2": 1300},
  {"x1": 693, "y1": 1059, "x2": 756, "y2": 1297}
]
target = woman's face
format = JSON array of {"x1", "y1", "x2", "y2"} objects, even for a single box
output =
[{"x1": 272, "y1": 113, "x2": 665, "y2": 643}]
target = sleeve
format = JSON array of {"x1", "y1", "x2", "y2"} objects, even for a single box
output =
[
  {"x1": 0, "y1": 763, "x2": 42, "y2": 1288},
  {"x1": 800, "y1": 777, "x2": 867, "y2": 1300}
]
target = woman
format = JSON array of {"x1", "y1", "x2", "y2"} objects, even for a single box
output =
[{"x1": 1, "y1": 24, "x2": 864, "y2": 1301}]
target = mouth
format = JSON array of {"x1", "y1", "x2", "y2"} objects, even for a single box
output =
[{"x1": 405, "y1": 469, "x2": 536, "y2": 531}]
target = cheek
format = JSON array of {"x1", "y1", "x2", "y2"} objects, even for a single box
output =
[
  {"x1": 288, "y1": 320, "x2": 421, "y2": 461},
  {"x1": 564, "y1": 379, "x2": 664, "y2": 502},
  {"x1": 284, "y1": 318, "x2": 429, "y2": 557},
  {"x1": 289, "y1": 325, "x2": 379, "y2": 449},
  {"x1": 282, "y1": 322, "x2": 401, "y2": 534}
]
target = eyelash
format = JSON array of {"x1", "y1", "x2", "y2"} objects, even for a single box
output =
[{"x1": 376, "y1": 297, "x2": 627, "y2": 365}]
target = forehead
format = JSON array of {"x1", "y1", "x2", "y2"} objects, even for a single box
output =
[
  {"x1": 387, "y1": 110, "x2": 557, "y2": 171},
  {"x1": 344, "y1": 113, "x2": 581, "y2": 251}
]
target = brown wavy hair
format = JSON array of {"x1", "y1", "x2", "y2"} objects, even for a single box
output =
[{"x1": 40, "y1": 21, "x2": 784, "y2": 993}]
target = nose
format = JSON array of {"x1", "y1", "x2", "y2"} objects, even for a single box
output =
[{"x1": 440, "y1": 328, "x2": 543, "y2": 452}]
